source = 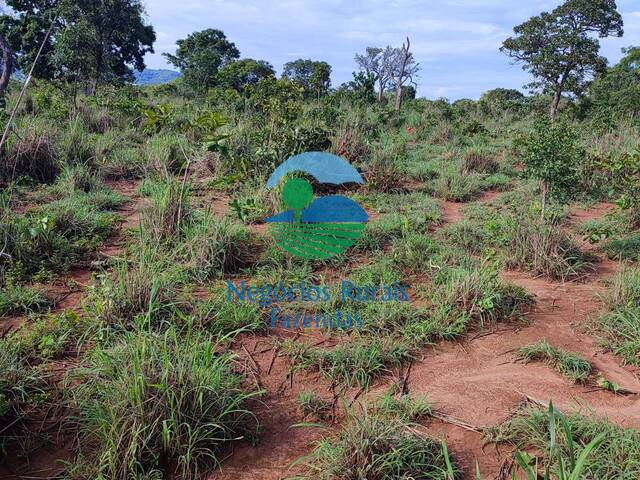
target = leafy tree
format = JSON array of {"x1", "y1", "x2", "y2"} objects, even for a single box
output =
[
  {"x1": 355, "y1": 47, "x2": 389, "y2": 103},
  {"x1": 281, "y1": 59, "x2": 331, "y2": 98},
  {"x1": 478, "y1": 88, "x2": 527, "y2": 115},
  {"x1": 0, "y1": 0, "x2": 59, "y2": 80},
  {"x1": 339, "y1": 71, "x2": 376, "y2": 104},
  {"x1": 501, "y1": 0, "x2": 624, "y2": 121},
  {"x1": 56, "y1": 0, "x2": 155, "y2": 92},
  {"x1": 520, "y1": 119, "x2": 582, "y2": 221},
  {"x1": 586, "y1": 46, "x2": 640, "y2": 127},
  {"x1": 164, "y1": 29, "x2": 239, "y2": 92},
  {"x1": 1, "y1": 0, "x2": 155, "y2": 90},
  {"x1": 216, "y1": 58, "x2": 275, "y2": 91}
]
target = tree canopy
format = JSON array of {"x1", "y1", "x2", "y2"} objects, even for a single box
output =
[
  {"x1": 164, "y1": 28, "x2": 239, "y2": 92},
  {"x1": 282, "y1": 59, "x2": 331, "y2": 98},
  {"x1": 0, "y1": 0, "x2": 155, "y2": 89},
  {"x1": 217, "y1": 58, "x2": 275, "y2": 91},
  {"x1": 587, "y1": 46, "x2": 640, "y2": 126},
  {"x1": 501, "y1": 0, "x2": 623, "y2": 120}
]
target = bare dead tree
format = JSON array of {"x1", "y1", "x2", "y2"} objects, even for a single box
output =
[
  {"x1": 384, "y1": 37, "x2": 420, "y2": 111},
  {"x1": 0, "y1": 32, "x2": 13, "y2": 110}
]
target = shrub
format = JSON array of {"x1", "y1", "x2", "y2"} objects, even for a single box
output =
[{"x1": 69, "y1": 326, "x2": 260, "y2": 479}]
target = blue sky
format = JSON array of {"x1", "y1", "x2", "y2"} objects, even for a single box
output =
[{"x1": 144, "y1": 0, "x2": 640, "y2": 100}]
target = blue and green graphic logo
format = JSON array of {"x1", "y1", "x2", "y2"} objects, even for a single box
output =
[{"x1": 265, "y1": 152, "x2": 368, "y2": 260}]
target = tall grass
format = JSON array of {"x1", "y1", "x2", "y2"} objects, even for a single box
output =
[
  {"x1": 0, "y1": 339, "x2": 48, "y2": 457},
  {"x1": 594, "y1": 267, "x2": 640, "y2": 365},
  {"x1": 488, "y1": 403, "x2": 640, "y2": 479},
  {"x1": 68, "y1": 325, "x2": 260, "y2": 479},
  {"x1": 292, "y1": 402, "x2": 459, "y2": 479},
  {"x1": 183, "y1": 212, "x2": 256, "y2": 281}
]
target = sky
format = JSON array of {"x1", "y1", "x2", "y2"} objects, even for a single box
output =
[{"x1": 144, "y1": 0, "x2": 640, "y2": 100}]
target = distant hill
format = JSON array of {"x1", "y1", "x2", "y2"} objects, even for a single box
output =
[{"x1": 133, "y1": 69, "x2": 180, "y2": 85}]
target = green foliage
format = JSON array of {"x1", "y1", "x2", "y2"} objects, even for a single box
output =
[
  {"x1": 163, "y1": 28, "x2": 240, "y2": 92},
  {"x1": 216, "y1": 58, "x2": 275, "y2": 91},
  {"x1": 586, "y1": 47, "x2": 640, "y2": 128},
  {"x1": 9, "y1": 310, "x2": 91, "y2": 359},
  {"x1": 595, "y1": 267, "x2": 640, "y2": 365},
  {"x1": 489, "y1": 403, "x2": 640, "y2": 479},
  {"x1": 501, "y1": 0, "x2": 623, "y2": 118},
  {"x1": 0, "y1": 284, "x2": 49, "y2": 317},
  {"x1": 519, "y1": 119, "x2": 582, "y2": 213},
  {"x1": 282, "y1": 58, "x2": 332, "y2": 98},
  {"x1": 2, "y1": 0, "x2": 155, "y2": 87},
  {"x1": 69, "y1": 325, "x2": 260, "y2": 479},
  {"x1": 292, "y1": 403, "x2": 460, "y2": 480},
  {"x1": 516, "y1": 339, "x2": 592, "y2": 383}
]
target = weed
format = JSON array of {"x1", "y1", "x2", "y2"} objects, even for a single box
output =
[
  {"x1": 298, "y1": 391, "x2": 333, "y2": 420},
  {"x1": 292, "y1": 404, "x2": 460, "y2": 479},
  {"x1": 516, "y1": 339, "x2": 592, "y2": 383},
  {"x1": 488, "y1": 403, "x2": 640, "y2": 479},
  {"x1": 0, "y1": 284, "x2": 50, "y2": 317}
]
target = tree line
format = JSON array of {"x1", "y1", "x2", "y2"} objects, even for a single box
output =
[{"x1": 0, "y1": 0, "x2": 637, "y2": 121}]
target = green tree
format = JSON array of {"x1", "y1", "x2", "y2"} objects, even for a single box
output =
[
  {"x1": 164, "y1": 29, "x2": 239, "y2": 92},
  {"x1": 339, "y1": 71, "x2": 376, "y2": 104},
  {"x1": 281, "y1": 59, "x2": 331, "y2": 98},
  {"x1": 56, "y1": 0, "x2": 155, "y2": 92},
  {"x1": 587, "y1": 46, "x2": 640, "y2": 127},
  {"x1": 0, "y1": 0, "x2": 58, "y2": 80},
  {"x1": 0, "y1": 0, "x2": 155, "y2": 90},
  {"x1": 520, "y1": 119, "x2": 582, "y2": 221},
  {"x1": 501, "y1": 0, "x2": 623, "y2": 121},
  {"x1": 216, "y1": 58, "x2": 275, "y2": 91}
]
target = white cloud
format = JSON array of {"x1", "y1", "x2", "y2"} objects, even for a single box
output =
[{"x1": 141, "y1": 0, "x2": 640, "y2": 99}]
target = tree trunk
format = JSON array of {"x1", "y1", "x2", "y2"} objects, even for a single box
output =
[
  {"x1": 394, "y1": 84, "x2": 402, "y2": 111},
  {"x1": 549, "y1": 90, "x2": 561, "y2": 122},
  {"x1": 377, "y1": 79, "x2": 384, "y2": 103},
  {"x1": 0, "y1": 32, "x2": 13, "y2": 110}
]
